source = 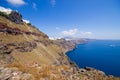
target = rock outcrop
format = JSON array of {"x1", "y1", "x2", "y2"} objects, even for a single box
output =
[
  {"x1": 0, "y1": 10, "x2": 23, "y2": 24},
  {"x1": 0, "y1": 22, "x2": 48, "y2": 38},
  {"x1": 9, "y1": 11, "x2": 23, "y2": 24}
]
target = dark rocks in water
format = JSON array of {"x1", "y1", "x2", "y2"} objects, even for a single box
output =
[
  {"x1": 84, "y1": 66, "x2": 93, "y2": 71},
  {"x1": 9, "y1": 11, "x2": 23, "y2": 24}
]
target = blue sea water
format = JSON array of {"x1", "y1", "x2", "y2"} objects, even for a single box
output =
[{"x1": 67, "y1": 40, "x2": 120, "y2": 77}]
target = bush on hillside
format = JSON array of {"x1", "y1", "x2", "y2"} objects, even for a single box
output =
[
  {"x1": 27, "y1": 23, "x2": 32, "y2": 26},
  {"x1": 0, "y1": 11, "x2": 8, "y2": 18}
]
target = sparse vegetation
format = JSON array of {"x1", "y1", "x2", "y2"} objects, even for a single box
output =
[
  {"x1": 5, "y1": 62, "x2": 72, "y2": 80},
  {"x1": 0, "y1": 11, "x2": 8, "y2": 18},
  {"x1": 27, "y1": 22, "x2": 31, "y2": 26}
]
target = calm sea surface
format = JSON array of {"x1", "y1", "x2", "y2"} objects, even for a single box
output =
[{"x1": 67, "y1": 40, "x2": 120, "y2": 77}]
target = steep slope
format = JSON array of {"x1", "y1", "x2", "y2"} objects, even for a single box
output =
[
  {"x1": 0, "y1": 11, "x2": 78, "y2": 80},
  {"x1": 0, "y1": 10, "x2": 120, "y2": 80},
  {"x1": 0, "y1": 14, "x2": 70, "y2": 65}
]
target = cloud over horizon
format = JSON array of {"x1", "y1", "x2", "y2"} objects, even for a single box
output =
[
  {"x1": 6, "y1": 0, "x2": 26, "y2": 6},
  {"x1": 61, "y1": 29, "x2": 78, "y2": 37},
  {"x1": 81, "y1": 32, "x2": 92, "y2": 36},
  {"x1": 61, "y1": 28, "x2": 93, "y2": 38}
]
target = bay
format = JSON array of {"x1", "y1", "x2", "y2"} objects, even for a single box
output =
[{"x1": 67, "y1": 40, "x2": 120, "y2": 77}]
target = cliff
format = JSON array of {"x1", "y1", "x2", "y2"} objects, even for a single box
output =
[
  {"x1": 53, "y1": 38, "x2": 86, "y2": 52},
  {"x1": 0, "y1": 11, "x2": 120, "y2": 80}
]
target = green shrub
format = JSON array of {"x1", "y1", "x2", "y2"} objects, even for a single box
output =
[
  {"x1": 0, "y1": 11, "x2": 8, "y2": 18},
  {"x1": 27, "y1": 23, "x2": 31, "y2": 25}
]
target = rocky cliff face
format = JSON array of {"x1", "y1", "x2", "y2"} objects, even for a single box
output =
[
  {"x1": 0, "y1": 11, "x2": 120, "y2": 80},
  {"x1": 0, "y1": 11, "x2": 76, "y2": 80},
  {"x1": 53, "y1": 38, "x2": 86, "y2": 52},
  {"x1": 0, "y1": 10, "x2": 23, "y2": 24},
  {"x1": 9, "y1": 11, "x2": 23, "y2": 24}
]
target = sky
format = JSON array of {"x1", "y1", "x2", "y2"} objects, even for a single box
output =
[{"x1": 0, "y1": 0, "x2": 120, "y2": 39}]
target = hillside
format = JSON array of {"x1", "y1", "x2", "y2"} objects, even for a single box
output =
[{"x1": 0, "y1": 10, "x2": 120, "y2": 80}]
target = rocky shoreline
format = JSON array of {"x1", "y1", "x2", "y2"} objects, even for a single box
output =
[{"x1": 55, "y1": 38, "x2": 120, "y2": 79}]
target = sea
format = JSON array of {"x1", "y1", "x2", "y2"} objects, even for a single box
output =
[{"x1": 66, "y1": 40, "x2": 120, "y2": 77}]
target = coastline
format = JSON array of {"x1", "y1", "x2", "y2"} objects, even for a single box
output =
[{"x1": 61, "y1": 39, "x2": 120, "y2": 79}]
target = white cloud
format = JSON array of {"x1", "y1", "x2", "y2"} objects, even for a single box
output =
[
  {"x1": 0, "y1": 6, "x2": 12, "y2": 14},
  {"x1": 23, "y1": 19, "x2": 30, "y2": 23},
  {"x1": 56, "y1": 27, "x2": 60, "y2": 30},
  {"x1": 49, "y1": 37, "x2": 55, "y2": 40},
  {"x1": 79, "y1": 31, "x2": 93, "y2": 38},
  {"x1": 81, "y1": 32, "x2": 93, "y2": 35},
  {"x1": 6, "y1": 0, "x2": 26, "y2": 6},
  {"x1": 32, "y1": 3, "x2": 37, "y2": 10},
  {"x1": 61, "y1": 28, "x2": 93, "y2": 38},
  {"x1": 61, "y1": 29, "x2": 78, "y2": 36},
  {"x1": 51, "y1": 0, "x2": 56, "y2": 7},
  {"x1": 49, "y1": 37, "x2": 61, "y2": 40}
]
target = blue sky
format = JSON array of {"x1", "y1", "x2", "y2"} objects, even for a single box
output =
[{"x1": 0, "y1": 0, "x2": 120, "y2": 39}]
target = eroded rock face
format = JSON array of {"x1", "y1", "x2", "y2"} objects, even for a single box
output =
[
  {"x1": 0, "y1": 45, "x2": 12, "y2": 54},
  {"x1": 0, "y1": 42, "x2": 37, "y2": 53},
  {"x1": 0, "y1": 23, "x2": 49, "y2": 38},
  {"x1": 15, "y1": 42, "x2": 37, "y2": 52},
  {"x1": 0, "y1": 41, "x2": 37, "y2": 64},
  {"x1": 9, "y1": 11, "x2": 23, "y2": 24},
  {"x1": 53, "y1": 38, "x2": 85, "y2": 52},
  {"x1": 0, "y1": 45, "x2": 14, "y2": 63}
]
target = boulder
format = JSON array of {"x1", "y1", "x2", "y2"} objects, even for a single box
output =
[
  {"x1": 9, "y1": 11, "x2": 23, "y2": 24},
  {"x1": 84, "y1": 66, "x2": 93, "y2": 71}
]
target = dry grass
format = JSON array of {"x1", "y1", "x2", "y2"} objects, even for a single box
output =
[
  {"x1": 0, "y1": 15, "x2": 61, "y2": 65},
  {"x1": 0, "y1": 33, "x2": 34, "y2": 44},
  {"x1": 5, "y1": 62, "x2": 71, "y2": 80}
]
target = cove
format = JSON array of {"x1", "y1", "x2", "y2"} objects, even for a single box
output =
[{"x1": 67, "y1": 40, "x2": 120, "y2": 77}]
